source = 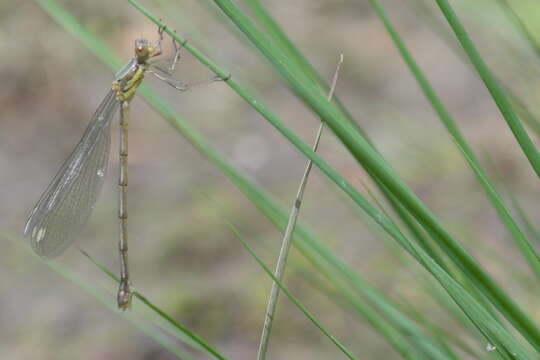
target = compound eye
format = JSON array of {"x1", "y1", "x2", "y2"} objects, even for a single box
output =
[
  {"x1": 134, "y1": 38, "x2": 150, "y2": 58},
  {"x1": 135, "y1": 46, "x2": 148, "y2": 57}
]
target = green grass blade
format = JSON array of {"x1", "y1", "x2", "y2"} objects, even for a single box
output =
[
  {"x1": 34, "y1": 2, "x2": 408, "y2": 356},
  {"x1": 406, "y1": 239, "x2": 532, "y2": 358},
  {"x1": 369, "y1": 0, "x2": 540, "y2": 284},
  {"x1": 126, "y1": 0, "x2": 540, "y2": 352},
  {"x1": 320, "y1": 270, "x2": 457, "y2": 360},
  {"x1": 509, "y1": 92, "x2": 540, "y2": 140},
  {"x1": 134, "y1": 0, "x2": 540, "y2": 350},
  {"x1": 295, "y1": 244, "x2": 443, "y2": 360},
  {"x1": 371, "y1": 179, "x2": 450, "y2": 272},
  {"x1": 242, "y1": 0, "x2": 462, "y2": 280},
  {"x1": 289, "y1": 192, "x2": 527, "y2": 358},
  {"x1": 36, "y1": 0, "x2": 122, "y2": 68},
  {"x1": 433, "y1": 0, "x2": 540, "y2": 179},
  {"x1": 494, "y1": 0, "x2": 540, "y2": 60},
  {"x1": 484, "y1": 154, "x2": 540, "y2": 250},
  {"x1": 207, "y1": 194, "x2": 454, "y2": 360},
  {"x1": 243, "y1": 0, "x2": 365, "y2": 136},
  {"x1": 221, "y1": 221, "x2": 359, "y2": 360},
  {"x1": 454, "y1": 141, "x2": 540, "y2": 279},
  {"x1": 79, "y1": 250, "x2": 229, "y2": 360},
  {"x1": 124, "y1": 0, "x2": 422, "y2": 281},
  {"x1": 404, "y1": 1, "x2": 540, "y2": 140},
  {"x1": 256, "y1": 55, "x2": 343, "y2": 360},
  {"x1": 5, "y1": 234, "x2": 198, "y2": 360},
  {"x1": 244, "y1": 2, "x2": 492, "y2": 325},
  {"x1": 244, "y1": 0, "x2": 324, "y2": 88},
  {"x1": 290, "y1": 210, "x2": 470, "y2": 360},
  {"x1": 360, "y1": 186, "x2": 488, "y2": 358},
  {"x1": 399, "y1": 298, "x2": 481, "y2": 359},
  {"x1": 36, "y1": 0, "x2": 539, "y2": 356},
  {"x1": 509, "y1": 193, "x2": 540, "y2": 246},
  {"x1": 51, "y1": 265, "x2": 196, "y2": 360}
]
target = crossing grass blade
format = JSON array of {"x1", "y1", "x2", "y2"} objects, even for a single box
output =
[
  {"x1": 403, "y1": 0, "x2": 540, "y2": 141},
  {"x1": 494, "y1": 0, "x2": 540, "y2": 61},
  {"x1": 34, "y1": 2, "x2": 401, "y2": 357},
  {"x1": 454, "y1": 140, "x2": 540, "y2": 279},
  {"x1": 125, "y1": 0, "x2": 540, "y2": 354},
  {"x1": 236, "y1": 8, "x2": 500, "y2": 341},
  {"x1": 78, "y1": 249, "x2": 230, "y2": 360},
  {"x1": 369, "y1": 0, "x2": 540, "y2": 292},
  {"x1": 34, "y1": 0, "x2": 540, "y2": 358},
  {"x1": 4, "y1": 233, "x2": 210, "y2": 360},
  {"x1": 508, "y1": 192, "x2": 540, "y2": 247},
  {"x1": 30, "y1": 2, "x2": 438, "y2": 358},
  {"x1": 359, "y1": 183, "x2": 489, "y2": 357},
  {"x1": 256, "y1": 54, "x2": 343, "y2": 360},
  {"x1": 219, "y1": 219, "x2": 359, "y2": 360},
  {"x1": 51, "y1": 265, "x2": 198, "y2": 360},
  {"x1": 242, "y1": 0, "x2": 463, "y2": 300},
  {"x1": 296, "y1": 240, "x2": 461, "y2": 360},
  {"x1": 243, "y1": 0, "x2": 366, "y2": 136},
  {"x1": 241, "y1": 0, "x2": 457, "y2": 277},
  {"x1": 432, "y1": 0, "x2": 540, "y2": 179}
]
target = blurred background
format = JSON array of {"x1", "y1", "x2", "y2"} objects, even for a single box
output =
[{"x1": 2, "y1": 0, "x2": 540, "y2": 359}]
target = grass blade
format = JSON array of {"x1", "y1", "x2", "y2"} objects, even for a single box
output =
[
  {"x1": 204, "y1": 0, "x2": 540, "y2": 349},
  {"x1": 5, "y1": 233, "x2": 200, "y2": 360},
  {"x1": 36, "y1": 0, "x2": 539, "y2": 356},
  {"x1": 79, "y1": 250, "x2": 229, "y2": 360},
  {"x1": 243, "y1": 0, "x2": 365, "y2": 136},
  {"x1": 257, "y1": 54, "x2": 343, "y2": 360},
  {"x1": 369, "y1": 0, "x2": 540, "y2": 286},
  {"x1": 455, "y1": 141, "x2": 540, "y2": 279},
  {"x1": 494, "y1": 0, "x2": 540, "y2": 61},
  {"x1": 124, "y1": 0, "x2": 540, "y2": 354},
  {"x1": 403, "y1": 1, "x2": 540, "y2": 140},
  {"x1": 127, "y1": 0, "x2": 540, "y2": 350},
  {"x1": 433, "y1": 0, "x2": 540, "y2": 179},
  {"x1": 220, "y1": 220, "x2": 358, "y2": 360}
]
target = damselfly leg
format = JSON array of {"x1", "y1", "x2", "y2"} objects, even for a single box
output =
[
  {"x1": 149, "y1": 29, "x2": 182, "y2": 75},
  {"x1": 149, "y1": 32, "x2": 229, "y2": 92}
]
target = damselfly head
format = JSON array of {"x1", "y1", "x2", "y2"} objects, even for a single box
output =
[{"x1": 134, "y1": 38, "x2": 152, "y2": 62}]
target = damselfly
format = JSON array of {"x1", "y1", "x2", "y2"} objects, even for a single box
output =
[{"x1": 24, "y1": 26, "x2": 208, "y2": 310}]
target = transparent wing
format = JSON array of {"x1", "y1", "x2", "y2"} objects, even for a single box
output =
[{"x1": 24, "y1": 90, "x2": 120, "y2": 258}]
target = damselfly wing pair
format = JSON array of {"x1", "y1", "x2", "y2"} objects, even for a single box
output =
[{"x1": 24, "y1": 26, "x2": 217, "y2": 309}]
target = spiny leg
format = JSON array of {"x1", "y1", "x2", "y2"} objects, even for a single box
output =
[
  {"x1": 117, "y1": 100, "x2": 132, "y2": 310},
  {"x1": 148, "y1": 68, "x2": 190, "y2": 91},
  {"x1": 168, "y1": 30, "x2": 182, "y2": 73},
  {"x1": 149, "y1": 30, "x2": 184, "y2": 75},
  {"x1": 149, "y1": 66, "x2": 230, "y2": 93},
  {"x1": 148, "y1": 22, "x2": 167, "y2": 60},
  {"x1": 147, "y1": 25, "x2": 230, "y2": 92}
]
